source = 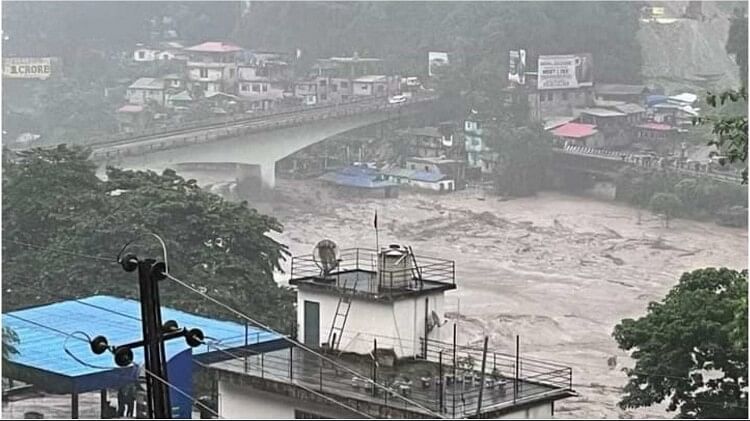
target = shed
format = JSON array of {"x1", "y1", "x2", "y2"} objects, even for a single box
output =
[{"x1": 2, "y1": 296, "x2": 285, "y2": 418}]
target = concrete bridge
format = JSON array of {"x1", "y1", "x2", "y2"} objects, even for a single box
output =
[
  {"x1": 89, "y1": 95, "x2": 437, "y2": 187},
  {"x1": 553, "y1": 144, "x2": 744, "y2": 185}
]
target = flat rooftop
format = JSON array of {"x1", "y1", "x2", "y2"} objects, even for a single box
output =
[
  {"x1": 289, "y1": 248, "x2": 456, "y2": 301},
  {"x1": 209, "y1": 338, "x2": 575, "y2": 418}
]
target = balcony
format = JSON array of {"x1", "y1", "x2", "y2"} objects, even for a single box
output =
[{"x1": 289, "y1": 248, "x2": 456, "y2": 301}]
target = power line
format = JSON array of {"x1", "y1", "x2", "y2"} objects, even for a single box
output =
[
  {"x1": 163, "y1": 272, "x2": 446, "y2": 418},
  {"x1": 5, "y1": 239, "x2": 116, "y2": 263}
]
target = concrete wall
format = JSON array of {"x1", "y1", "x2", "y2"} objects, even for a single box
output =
[
  {"x1": 296, "y1": 287, "x2": 446, "y2": 358},
  {"x1": 496, "y1": 402, "x2": 553, "y2": 419},
  {"x1": 126, "y1": 88, "x2": 165, "y2": 106},
  {"x1": 219, "y1": 381, "x2": 294, "y2": 419},
  {"x1": 188, "y1": 66, "x2": 224, "y2": 83}
]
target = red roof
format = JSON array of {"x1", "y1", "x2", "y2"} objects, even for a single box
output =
[
  {"x1": 184, "y1": 42, "x2": 242, "y2": 53},
  {"x1": 551, "y1": 123, "x2": 598, "y2": 139},
  {"x1": 637, "y1": 122, "x2": 674, "y2": 131}
]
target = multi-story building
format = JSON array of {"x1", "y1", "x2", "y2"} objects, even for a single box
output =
[
  {"x1": 237, "y1": 64, "x2": 285, "y2": 110},
  {"x1": 184, "y1": 41, "x2": 242, "y2": 97},
  {"x1": 463, "y1": 111, "x2": 498, "y2": 175},
  {"x1": 125, "y1": 77, "x2": 165, "y2": 106},
  {"x1": 205, "y1": 244, "x2": 576, "y2": 418}
]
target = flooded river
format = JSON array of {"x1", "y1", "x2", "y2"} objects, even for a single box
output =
[{"x1": 267, "y1": 179, "x2": 747, "y2": 419}]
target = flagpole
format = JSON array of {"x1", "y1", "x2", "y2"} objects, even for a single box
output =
[{"x1": 375, "y1": 210, "x2": 380, "y2": 291}]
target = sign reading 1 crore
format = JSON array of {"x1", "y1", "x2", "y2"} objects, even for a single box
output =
[{"x1": 3, "y1": 57, "x2": 52, "y2": 80}]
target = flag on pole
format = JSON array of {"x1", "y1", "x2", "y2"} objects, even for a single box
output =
[{"x1": 374, "y1": 210, "x2": 378, "y2": 229}]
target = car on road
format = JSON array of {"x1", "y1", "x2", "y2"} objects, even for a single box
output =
[{"x1": 388, "y1": 95, "x2": 407, "y2": 104}]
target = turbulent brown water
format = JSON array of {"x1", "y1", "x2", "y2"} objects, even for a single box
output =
[{"x1": 270, "y1": 179, "x2": 748, "y2": 419}]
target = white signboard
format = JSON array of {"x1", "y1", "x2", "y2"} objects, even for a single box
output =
[
  {"x1": 537, "y1": 54, "x2": 593, "y2": 90},
  {"x1": 428, "y1": 52, "x2": 449, "y2": 77},
  {"x1": 3, "y1": 57, "x2": 52, "y2": 80},
  {"x1": 508, "y1": 49, "x2": 527, "y2": 85}
]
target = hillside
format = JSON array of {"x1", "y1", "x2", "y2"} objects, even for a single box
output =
[{"x1": 637, "y1": 1, "x2": 743, "y2": 92}]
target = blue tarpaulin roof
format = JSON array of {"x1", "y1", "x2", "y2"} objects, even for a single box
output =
[
  {"x1": 2, "y1": 295, "x2": 284, "y2": 393},
  {"x1": 320, "y1": 166, "x2": 398, "y2": 189}
]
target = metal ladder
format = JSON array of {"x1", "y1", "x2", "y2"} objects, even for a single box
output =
[{"x1": 327, "y1": 279, "x2": 358, "y2": 351}]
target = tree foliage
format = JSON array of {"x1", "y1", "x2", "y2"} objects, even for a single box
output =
[
  {"x1": 615, "y1": 168, "x2": 747, "y2": 227},
  {"x1": 2, "y1": 146, "x2": 295, "y2": 332},
  {"x1": 613, "y1": 268, "x2": 748, "y2": 419},
  {"x1": 648, "y1": 192, "x2": 683, "y2": 227},
  {"x1": 489, "y1": 123, "x2": 552, "y2": 197},
  {"x1": 2, "y1": 327, "x2": 19, "y2": 362}
]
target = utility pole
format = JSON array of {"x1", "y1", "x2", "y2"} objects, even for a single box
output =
[{"x1": 89, "y1": 253, "x2": 204, "y2": 419}]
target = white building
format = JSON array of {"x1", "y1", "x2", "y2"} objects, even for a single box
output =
[
  {"x1": 352, "y1": 75, "x2": 399, "y2": 97},
  {"x1": 237, "y1": 64, "x2": 285, "y2": 109},
  {"x1": 125, "y1": 77, "x2": 165, "y2": 106},
  {"x1": 184, "y1": 41, "x2": 243, "y2": 97},
  {"x1": 205, "y1": 244, "x2": 576, "y2": 419},
  {"x1": 133, "y1": 45, "x2": 159, "y2": 62}
]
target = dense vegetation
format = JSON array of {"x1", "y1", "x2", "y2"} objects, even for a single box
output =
[
  {"x1": 613, "y1": 268, "x2": 748, "y2": 418},
  {"x1": 615, "y1": 167, "x2": 748, "y2": 227},
  {"x1": 2, "y1": 146, "x2": 295, "y2": 332}
]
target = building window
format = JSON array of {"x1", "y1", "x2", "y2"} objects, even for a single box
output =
[
  {"x1": 340, "y1": 81, "x2": 349, "y2": 88},
  {"x1": 241, "y1": 84, "x2": 249, "y2": 92},
  {"x1": 138, "y1": 51, "x2": 145, "y2": 59},
  {"x1": 319, "y1": 79, "x2": 327, "y2": 87},
  {"x1": 547, "y1": 92, "x2": 553, "y2": 101},
  {"x1": 295, "y1": 410, "x2": 330, "y2": 419},
  {"x1": 200, "y1": 68, "x2": 208, "y2": 78},
  {"x1": 229, "y1": 68, "x2": 236, "y2": 78},
  {"x1": 331, "y1": 84, "x2": 338, "y2": 92},
  {"x1": 252, "y1": 84, "x2": 261, "y2": 92},
  {"x1": 562, "y1": 92, "x2": 568, "y2": 100},
  {"x1": 425, "y1": 166, "x2": 430, "y2": 172},
  {"x1": 262, "y1": 84, "x2": 268, "y2": 92},
  {"x1": 320, "y1": 93, "x2": 327, "y2": 101}
]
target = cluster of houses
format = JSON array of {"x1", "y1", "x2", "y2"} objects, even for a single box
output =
[{"x1": 118, "y1": 41, "x2": 407, "y2": 132}]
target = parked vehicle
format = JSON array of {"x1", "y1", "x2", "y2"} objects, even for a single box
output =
[{"x1": 388, "y1": 95, "x2": 407, "y2": 104}]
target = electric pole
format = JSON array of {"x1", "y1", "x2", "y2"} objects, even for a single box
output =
[{"x1": 89, "y1": 253, "x2": 204, "y2": 419}]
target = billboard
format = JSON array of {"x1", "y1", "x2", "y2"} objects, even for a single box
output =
[
  {"x1": 428, "y1": 52, "x2": 449, "y2": 77},
  {"x1": 508, "y1": 49, "x2": 527, "y2": 85},
  {"x1": 3, "y1": 57, "x2": 52, "y2": 80},
  {"x1": 537, "y1": 54, "x2": 593, "y2": 90}
]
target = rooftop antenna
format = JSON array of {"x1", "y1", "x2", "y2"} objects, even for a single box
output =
[{"x1": 313, "y1": 239, "x2": 340, "y2": 278}]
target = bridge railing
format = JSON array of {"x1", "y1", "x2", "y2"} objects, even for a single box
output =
[
  {"x1": 89, "y1": 95, "x2": 438, "y2": 159},
  {"x1": 82, "y1": 95, "x2": 395, "y2": 147}
]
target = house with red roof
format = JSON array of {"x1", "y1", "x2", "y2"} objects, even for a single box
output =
[
  {"x1": 184, "y1": 41, "x2": 244, "y2": 97},
  {"x1": 550, "y1": 122, "x2": 604, "y2": 148}
]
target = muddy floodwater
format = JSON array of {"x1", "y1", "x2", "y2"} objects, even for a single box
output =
[{"x1": 267, "y1": 179, "x2": 747, "y2": 419}]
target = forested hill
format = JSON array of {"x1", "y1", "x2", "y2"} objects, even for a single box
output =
[
  {"x1": 236, "y1": 1, "x2": 644, "y2": 84},
  {"x1": 2, "y1": 1, "x2": 644, "y2": 85}
]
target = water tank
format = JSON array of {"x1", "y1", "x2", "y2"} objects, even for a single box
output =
[{"x1": 377, "y1": 245, "x2": 414, "y2": 289}]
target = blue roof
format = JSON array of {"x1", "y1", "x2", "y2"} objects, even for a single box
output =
[
  {"x1": 320, "y1": 166, "x2": 398, "y2": 189},
  {"x1": 2, "y1": 296, "x2": 282, "y2": 386}
]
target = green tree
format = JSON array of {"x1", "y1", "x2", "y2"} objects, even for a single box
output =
[
  {"x1": 2, "y1": 327, "x2": 19, "y2": 362},
  {"x1": 613, "y1": 268, "x2": 748, "y2": 419},
  {"x1": 2, "y1": 145, "x2": 295, "y2": 332},
  {"x1": 490, "y1": 123, "x2": 552, "y2": 197},
  {"x1": 648, "y1": 192, "x2": 683, "y2": 228}
]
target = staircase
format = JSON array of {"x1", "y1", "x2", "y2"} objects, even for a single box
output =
[{"x1": 327, "y1": 280, "x2": 358, "y2": 351}]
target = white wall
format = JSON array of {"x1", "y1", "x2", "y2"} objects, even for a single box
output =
[
  {"x1": 219, "y1": 381, "x2": 295, "y2": 419},
  {"x1": 353, "y1": 82, "x2": 372, "y2": 96},
  {"x1": 188, "y1": 66, "x2": 224, "y2": 82},
  {"x1": 126, "y1": 88, "x2": 164, "y2": 106},
  {"x1": 297, "y1": 287, "x2": 446, "y2": 357},
  {"x1": 496, "y1": 402, "x2": 553, "y2": 419},
  {"x1": 133, "y1": 49, "x2": 157, "y2": 62}
]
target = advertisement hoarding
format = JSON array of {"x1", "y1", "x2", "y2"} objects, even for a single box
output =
[
  {"x1": 508, "y1": 49, "x2": 527, "y2": 85},
  {"x1": 428, "y1": 52, "x2": 449, "y2": 77},
  {"x1": 537, "y1": 53, "x2": 593, "y2": 90},
  {"x1": 3, "y1": 57, "x2": 53, "y2": 80}
]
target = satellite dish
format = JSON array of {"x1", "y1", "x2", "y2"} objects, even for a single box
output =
[{"x1": 313, "y1": 239, "x2": 340, "y2": 277}]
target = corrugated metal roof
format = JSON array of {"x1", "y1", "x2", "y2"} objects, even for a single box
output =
[
  {"x1": 2, "y1": 295, "x2": 281, "y2": 379},
  {"x1": 551, "y1": 123, "x2": 598, "y2": 139},
  {"x1": 354, "y1": 75, "x2": 388, "y2": 83},
  {"x1": 128, "y1": 77, "x2": 164, "y2": 90},
  {"x1": 579, "y1": 108, "x2": 627, "y2": 118},
  {"x1": 184, "y1": 42, "x2": 242, "y2": 53},
  {"x1": 614, "y1": 103, "x2": 646, "y2": 114},
  {"x1": 595, "y1": 84, "x2": 647, "y2": 96}
]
